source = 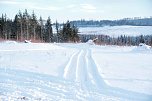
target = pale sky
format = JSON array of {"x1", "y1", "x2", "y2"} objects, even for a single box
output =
[{"x1": 0, "y1": 0, "x2": 152, "y2": 22}]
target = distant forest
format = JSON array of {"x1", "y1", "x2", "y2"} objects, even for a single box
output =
[
  {"x1": 0, "y1": 10, "x2": 152, "y2": 46},
  {"x1": 71, "y1": 17, "x2": 152, "y2": 46},
  {"x1": 71, "y1": 17, "x2": 152, "y2": 27},
  {"x1": 79, "y1": 34, "x2": 152, "y2": 46}
]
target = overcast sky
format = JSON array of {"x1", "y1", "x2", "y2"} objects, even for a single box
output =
[{"x1": 0, "y1": 0, "x2": 152, "y2": 22}]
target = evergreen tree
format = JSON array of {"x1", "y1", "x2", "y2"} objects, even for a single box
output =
[
  {"x1": 13, "y1": 15, "x2": 20, "y2": 40},
  {"x1": 31, "y1": 11, "x2": 38, "y2": 41},
  {"x1": 55, "y1": 20, "x2": 60, "y2": 42},
  {"x1": 0, "y1": 14, "x2": 5, "y2": 38},
  {"x1": 139, "y1": 35, "x2": 145, "y2": 43},
  {"x1": 39, "y1": 16, "x2": 44, "y2": 41},
  {"x1": 45, "y1": 17, "x2": 53, "y2": 42},
  {"x1": 18, "y1": 10, "x2": 23, "y2": 41},
  {"x1": 59, "y1": 21, "x2": 79, "y2": 42},
  {"x1": 23, "y1": 9, "x2": 30, "y2": 40},
  {"x1": 3, "y1": 14, "x2": 7, "y2": 39}
]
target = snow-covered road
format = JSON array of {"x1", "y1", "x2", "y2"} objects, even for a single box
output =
[{"x1": 0, "y1": 42, "x2": 152, "y2": 101}]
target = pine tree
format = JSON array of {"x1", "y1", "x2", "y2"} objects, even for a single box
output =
[
  {"x1": 59, "y1": 21, "x2": 79, "y2": 42},
  {"x1": 45, "y1": 17, "x2": 53, "y2": 42},
  {"x1": 71, "y1": 24, "x2": 79, "y2": 42},
  {"x1": 31, "y1": 11, "x2": 38, "y2": 41},
  {"x1": 0, "y1": 14, "x2": 5, "y2": 39},
  {"x1": 23, "y1": 9, "x2": 30, "y2": 40},
  {"x1": 55, "y1": 20, "x2": 60, "y2": 42},
  {"x1": 13, "y1": 14, "x2": 20, "y2": 40},
  {"x1": 39, "y1": 16, "x2": 44, "y2": 42},
  {"x1": 139, "y1": 35, "x2": 145, "y2": 43},
  {"x1": 6, "y1": 19, "x2": 13, "y2": 40},
  {"x1": 18, "y1": 10, "x2": 23, "y2": 41},
  {"x1": 3, "y1": 14, "x2": 7, "y2": 40}
]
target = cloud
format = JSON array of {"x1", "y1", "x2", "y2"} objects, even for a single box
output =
[
  {"x1": 0, "y1": 0, "x2": 19, "y2": 4},
  {"x1": 66, "y1": 4, "x2": 97, "y2": 13},
  {"x1": 80, "y1": 4, "x2": 96, "y2": 11},
  {"x1": 67, "y1": 4, "x2": 76, "y2": 9},
  {"x1": 30, "y1": 6, "x2": 60, "y2": 11},
  {"x1": 0, "y1": 0, "x2": 59, "y2": 11}
]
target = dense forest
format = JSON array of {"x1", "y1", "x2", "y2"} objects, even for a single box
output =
[
  {"x1": 0, "y1": 10, "x2": 152, "y2": 46},
  {"x1": 0, "y1": 10, "x2": 79, "y2": 42}
]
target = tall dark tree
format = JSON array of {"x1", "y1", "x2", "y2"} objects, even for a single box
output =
[
  {"x1": 13, "y1": 15, "x2": 20, "y2": 40},
  {"x1": 0, "y1": 14, "x2": 5, "y2": 38},
  {"x1": 59, "y1": 21, "x2": 79, "y2": 42},
  {"x1": 23, "y1": 9, "x2": 30, "y2": 40},
  {"x1": 55, "y1": 20, "x2": 60, "y2": 42},
  {"x1": 139, "y1": 35, "x2": 145, "y2": 43},
  {"x1": 31, "y1": 11, "x2": 38, "y2": 40},
  {"x1": 3, "y1": 14, "x2": 7, "y2": 39},
  {"x1": 18, "y1": 10, "x2": 23, "y2": 41},
  {"x1": 45, "y1": 17, "x2": 53, "y2": 42},
  {"x1": 39, "y1": 16, "x2": 44, "y2": 41},
  {"x1": 71, "y1": 24, "x2": 79, "y2": 42},
  {"x1": 6, "y1": 19, "x2": 13, "y2": 40}
]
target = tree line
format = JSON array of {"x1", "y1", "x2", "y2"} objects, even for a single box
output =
[
  {"x1": 71, "y1": 17, "x2": 152, "y2": 27},
  {"x1": 79, "y1": 34, "x2": 152, "y2": 46},
  {"x1": 0, "y1": 10, "x2": 152, "y2": 46},
  {"x1": 0, "y1": 10, "x2": 79, "y2": 42}
]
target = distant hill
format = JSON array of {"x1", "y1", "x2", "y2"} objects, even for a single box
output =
[{"x1": 70, "y1": 17, "x2": 152, "y2": 27}]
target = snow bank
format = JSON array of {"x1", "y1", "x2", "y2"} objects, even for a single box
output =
[
  {"x1": 86, "y1": 39, "x2": 94, "y2": 45},
  {"x1": 92, "y1": 45, "x2": 152, "y2": 96},
  {"x1": 0, "y1": 42, "x2": 76, "y2": 77},
  {"x1": 1, "y1": 41, "x2": 18, "y2": 44},
  {"x1": 132, "y1": 43, "x2": 151, "y2": 52}
]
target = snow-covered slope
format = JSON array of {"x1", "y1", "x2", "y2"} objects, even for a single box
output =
[
  {"x1": 79, "y1": 26, "x2": 152, "y2": 37},
  {"x1": 0, "y1": 41, "x2": 152, "y2": 101}
]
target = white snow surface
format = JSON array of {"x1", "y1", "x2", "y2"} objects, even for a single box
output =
[
  {"x1": 86, "y1": 39, "x2": 95, "y2": 45},
  {"x1": 0, "y1": 41, "x2": 152, "y2": 101},
  {"x1": 79, "y1": 26, "x2": 152, "y2": 37}
]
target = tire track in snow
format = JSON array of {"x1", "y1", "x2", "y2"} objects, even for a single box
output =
[
  {"x1": 62, "y1": 47, "x2": 152, "y2": 101},
  {"x1": 75, "y1": 50, "x2": 86, "y2": 83},
  {"x1": 75, "y1": 49, "x2": 101, "y2": 101},
  {"x1": 0, "y1": 68, "x2": 81, "y2": 101},
  {"x1": 63, "y1": 50, "x2": 82, "y2": 81},
  {"x1": 87, "y1": 48, "x2": 152, "y2": 101},
  {"x1": 86, "y1": 49, "x2": 107, "y2": 90},
  {"x1": 63, "y1": 50, "x2": 90, "y2": 100},
  {"x1": 63, "y1": 49, "x2": 96, "y2": 100},
  {"x1": 76, "y1": 49, "x2": 99, "y2": 90}
]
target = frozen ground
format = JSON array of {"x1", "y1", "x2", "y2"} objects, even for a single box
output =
[
  {"x1": 0, "y1": 41, "x2": 152, "y2": 101},
  {"x1": 79, "y1": 26, "x2": 152, "y2": 37}
]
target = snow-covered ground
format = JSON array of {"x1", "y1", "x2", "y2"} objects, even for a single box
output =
[
  {"x1": 79, "y1": 26, "x2": 152, "y2": 37},
  {"x1": 0, "y1": 41, "x2": 152, "y2": 101}
]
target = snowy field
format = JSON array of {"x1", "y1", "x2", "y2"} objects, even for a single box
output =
[
  {"x1": 79, "y1": 26, "x2": 152, "y2": 37},
  {"x1": 0, "y1": 41, "x2": 152, "y2": 101}
]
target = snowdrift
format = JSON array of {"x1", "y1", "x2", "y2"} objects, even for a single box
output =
[
  {"x1": 132, "y1": 43, "x2": 151, "y2": 52},
  {"x1": 86, "y1": 39, "x2": 95, "y2": 45}
]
